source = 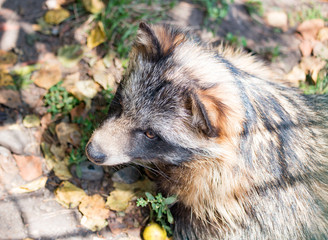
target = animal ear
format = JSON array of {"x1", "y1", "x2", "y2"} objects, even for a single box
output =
[
  {"x1": 132, "y1": 22, "x2": 186, "y2": 60},
  {"x1": 134, "y1": 22, "x2": 161, "y2": 59},
  {"x1": 187, "y1": 90, "x2": 229, "y2": 138}
]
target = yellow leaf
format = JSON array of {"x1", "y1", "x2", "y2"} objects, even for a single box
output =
[
  {"x1": 10, "y1": 177, "x2": 48, "y2": 194},
  {"x1": 80, "y1": 215, "x2": 108, "y2": 232},
  {"x1": 82, "y1": 0, "x2": 104, "y2": 14},
  {"x1": 0, "y1": 70, "x2": 14, "y2": 87},
  {"x1": 23, "y1": 114, "x2": 41, "y2": 128},
  {"x1": 44, "y1": 8, "x2": 70, "y2": 25},
  {"x1": 106, "y1": 188, "x2": 135, "y2": 212},
  {"x1": 87, "y1": 22, "x2": 106, "y2": 49},
  {"x1": 55, "y1": 181, "x2": 86, "y2": 208},
  {"x1": 0, "y1": 50, "x2": 17, "y2": 68},
  {"x1": 106, "y1": 178, "x2": 155, "y2": 212}
]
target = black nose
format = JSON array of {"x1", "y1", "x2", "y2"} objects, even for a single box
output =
[{"x1": 86, "y1": 142, "x2": 107, "y2": 164}]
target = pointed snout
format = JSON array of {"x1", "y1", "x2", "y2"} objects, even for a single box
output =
[{"x1": 85, "y1": 141, "x2": 107, "y2": 164}]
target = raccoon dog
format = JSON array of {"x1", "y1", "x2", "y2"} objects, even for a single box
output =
[{"x1": 86, "y1": 23, "x2": 328, "y2": 239}]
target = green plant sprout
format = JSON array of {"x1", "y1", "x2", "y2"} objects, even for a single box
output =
[
  {"x1": 44, "y1": 81, "x2": 79, "y2": 116},
  {"x1": 137, "y1": 192, "x2": 177, "y2": 235}
]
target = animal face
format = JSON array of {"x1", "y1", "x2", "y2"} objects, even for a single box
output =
[{"x1": 86, "y1": 23, "x2": 240, "y2": 167}]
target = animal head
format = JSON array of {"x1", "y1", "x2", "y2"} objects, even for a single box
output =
[{"x1": 86, "y1": 23, "x2": 242, "y2": 166}]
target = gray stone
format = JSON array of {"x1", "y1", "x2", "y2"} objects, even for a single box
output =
[
  {"x1": 79, "y1": 161, "x2": 104, "y2": 181},
  {"x1": 0, "y1": 124, "x2": 40, "y2": 155},
  {"x1": 112, "y1": 166, "x2": 142, "y2": 184}
]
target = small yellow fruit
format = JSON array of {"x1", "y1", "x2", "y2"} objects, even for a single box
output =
[{"x1": 142, "y1": 222, "x2": 167, "y2": 240}]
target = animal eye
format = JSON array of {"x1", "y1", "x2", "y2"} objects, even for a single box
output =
[{"x1": 144, "y1": 130, "x2": 157, "y2": 139}]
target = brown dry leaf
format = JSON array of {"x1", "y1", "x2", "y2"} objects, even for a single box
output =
[
  {"x1": 92, "y1": 60, "x2": 117, "y2": 90},
  {"x1": 80, "y1": 215, "x2": 108, "y2": 232},
  {"x1": 0, "y1": 50, "x2": 17, "y2": 68},
  {"x1": 13, "y1": 155, "x2": 43, "y2": 181},
  {"x1": 0, "y1": 89, "x2": 21, "y2": 109},
  {"x1": 79, "y1": 194, "x2": 110, "y2": 219},
  {"x1": 10, "y1": 176, "x2": 47, "y2": 194},
  {"x1": 82, "y1": 0, "x2": 104, "y2": 14},
  {"x1": 87, "y1": 22, "x2": 106, "y2": 49},
  {"x1": 44, "y1": 8, "x2": 70, "y2": 25},
  {"x1": 106, "y1": 178, "x2": 155, "y2": 212},
  {"x1": 62, "y1": 72, "x2": 80, "y2": 91},
  {"x1": 55, "y1": 122, "x2": 81, "y2": 147},
  {"x1": 297, "y1": 19, "x2": 324, "y2": 41},
  {"x1": 299, "y1": 40, "x2": 313, "y2": 57},
  {"x1": 32, "y1": 64, "x2": 62, "y2": 90},
  {"x1": 285, "y1": 65, "x2": 306, "y2": 86},
  {"x1": 265, "y1": 11, "x2": 288, "y2": 31},
  {"x1": 70, "y1": 102, "x2": 87, "y2": 120},
  {"x1": 55, "y1": 181, "x2": 86, "y2": 208},
  {"x1": 0, "y1": 70, "x2": 14, "y2": 87},
  {"x1": 300, "y1": 56, "x2": 326, "y2": 82}
]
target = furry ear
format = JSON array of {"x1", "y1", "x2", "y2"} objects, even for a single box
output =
[
  {"x1": 132, "y1": 22, "x2": 187, "y2": 60},
  {"x1": 187, "y1": 90, "x2": 230, "y2": 138}
]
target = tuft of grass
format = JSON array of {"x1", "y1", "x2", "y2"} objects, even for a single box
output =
[
  {"x1": 245, "y1": 0, "x2": 263, "y2": 17},
  {"x1": 98, "y1": 0, "x2": 176, "y2": 57},
  {"x1": 300, "y1": 64, "x2": 328, "y2": 95},
  {"x1": 225, "y1": 32, "x2": 247, "y2": 48},
  {"x1": 195, "y1": 0, "x2": 233, "y2": 33},
  {"x1": 44, "y1": 81, "x2": 80, "y2": 116}
]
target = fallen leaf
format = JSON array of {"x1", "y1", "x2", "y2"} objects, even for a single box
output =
[
  {"x1": 55, "y1": 181, "x2": 86, "y2": 208},
  {"x1": 13, "y1": 155, "x2": 43, "y2": 181},
  {"x1": 70, "y1": 102, "x2": 87, "y2": 120},
  {"x1": 50, "y1": 144, "x2": 66, "y2": 160},
  {"x1": 31, "y1": 64, "x2": 62, "y2": 89},
  {"x1": 57, "y1": 45, "x2": 83, "y2": 68},
  {"x1": 92, "y1": 60, "x2": 117, "y2": 90},
  {"x1": 106, "y1": 178, "x2": 155, "y2": 212},
  {"x1": 265, "y1": 11, "x2": 288, "y2": 31},
  {"x1": 44, "y1": 8, "x2": 70, "y2": 25},
  {"x1": 0, "y1": 70, "x2": 14, "y2": 87},
  {"x1": 82, "y1": 0, "x2": 105, "y2": 14},
  {"x1": 10, "y1": 176, "x2": 47, "y2": 194},
  {"x1": 87, "y1": 22, "x2": 106, "y2": 49},
  {"x1": 0, "y1": 50, "x2": 17, "y2": 68},
  {"x1": 285, "y1": 65, "x2": 306, "y2": 86},
  {"x1": 317, "y1": 27, "x2": 328, "y2": 42},
  {"x1": 80, "y1": 215, "x2": 108, "y2": 232},
  {"x1": 55, "y1": 122, "x2": 81, "y2": 147},
  {"x1": 106, "y1": 188, "x2": 135, "y2": 212},
  {"x1": 69, "y1": 80, "x2": 100, "y2": 101},
  {"x1": 297, "y1": 19, "x2": 324, "y2": 41},
  {"x1": 23, "y1": 114, "x2": 41, "y2": 128},
  {"x1": 0, "y1": 89, "x2": 21, "y2": 109},
  {"x1": 53, "y1": 160, "x2": 72, "y2": 180},
  {"x1": 79, "y1": 194, "x2": 110, "y2": 219},
  {"x1": 313, "y1": 41, "x2": 328, "y2": 60},
  {"x1": 299, "y1": 39, "x2": 313, "y2": 57},
  {"x1": 300, "y1": 56, "x2": 326, "y2": 82}
]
